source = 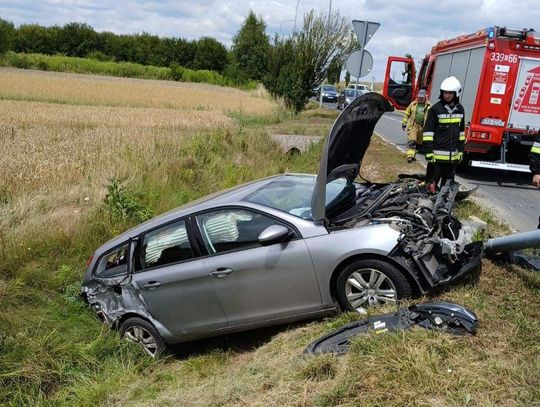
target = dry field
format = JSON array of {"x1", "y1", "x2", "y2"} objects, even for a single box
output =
[{"x1": 0, "y1": 69, "x2": 277, "y2": 245}]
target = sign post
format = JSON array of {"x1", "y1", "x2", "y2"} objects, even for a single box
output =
[{"x1": 346, "y1": 20, "x2": 380, "y2": 96}]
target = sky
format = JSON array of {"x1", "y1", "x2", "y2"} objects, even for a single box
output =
[{"x1": 1, "y1": 0, "x2": 539, "y2": 81}]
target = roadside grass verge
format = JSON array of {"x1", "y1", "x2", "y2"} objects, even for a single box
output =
[
  {"x1": 1, "y1": 71, "x2": 538, "y2": 405},
  {"x1": 0, "y1": 52, "x2": 257, "y2": 90}
]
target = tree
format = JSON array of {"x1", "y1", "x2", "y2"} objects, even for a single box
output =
[
  {"x1": 191, "y1": 37, "x2": 228, "y2": 72},
  {"x1": 229, "y1": 11, "x2": 269, "y2": 81},
  {"x1": 327, "y1": 57, "x2": 342, "y2": 84},
  {"x1": 58, "y1": 22, "x2": 97, "y2": 57},
  {"x1": 15, "y1": 24, "x2": 61, "y2": 54},
  {"x1": 263, "y1": 10, "x2": 356, "y2": 112},
  {"x1": 0, "y1": 18, "x2": 15, "y2": 54},
  {"x1": 345, "y1": 70, "x2": 351, "y2": 87}
]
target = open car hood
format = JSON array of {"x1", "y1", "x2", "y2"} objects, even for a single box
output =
[{"x1": 311, "y1": 93, "x2": 394, "y2": 222}]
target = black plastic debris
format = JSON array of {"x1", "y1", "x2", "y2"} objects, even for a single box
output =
[{"x1": 305, "y1": 302, "x2": 478, "y2": 355}]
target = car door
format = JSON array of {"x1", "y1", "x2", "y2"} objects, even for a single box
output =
[
  {"x1": 130, "y1": 218, "x2": 227, "y2": 337},
  {"x1": 194, "y1": 207, "x2": 322, "y2": 327}
]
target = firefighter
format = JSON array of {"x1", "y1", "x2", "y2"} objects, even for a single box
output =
[
  {"x1": 531, "y1": 131, "x2": 540, "y2": 228},
  {"x1": 423, "y1": 76, "x2": 465, "y2": 191},
  {"x1": 402, "y1": 89, "x2": 431, "y2": 162},
  {"x1": 532, "y1": 131, "x2": 540, "y2": 189}
]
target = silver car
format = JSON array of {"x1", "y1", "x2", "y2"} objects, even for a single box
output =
[{"x1": 81, "y1": 94, "x2": 481, "y2": 356}]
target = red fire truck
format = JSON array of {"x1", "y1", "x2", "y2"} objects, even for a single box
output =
[{"x1": 383, "y1": 27, "x2": 540, "y2": 172}]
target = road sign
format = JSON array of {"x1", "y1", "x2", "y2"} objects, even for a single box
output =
[
  {"x1": 345, "y1": 49, "x2": 373, "y2": 78},
  {"x1": 352, "y1": 20, "x2": 380, "y2": 46}
]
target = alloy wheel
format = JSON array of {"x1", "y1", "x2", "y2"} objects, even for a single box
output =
[
  {"x1": 345, "y1": 268, "x2": 397, "y2": 313},
  {"x1": 124, "y1": 325, "x2": 159, "y2": 357}
]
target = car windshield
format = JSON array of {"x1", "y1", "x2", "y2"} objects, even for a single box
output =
[
  {"x1": 322, "y1": 85, "x2": 336, "y2": 92},
  {"x1": 245, "y1": 175, "x2": 352, "y2": 220},
  {"x1": 345, "y1": 89, "x2": 358, "y2": 97}
]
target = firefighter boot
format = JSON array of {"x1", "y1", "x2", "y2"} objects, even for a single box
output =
[
  {"x1": 407, "y1": 124, "x2": 422, "y2": 162},
  {"x1": 407, "y1": 139, "x2": 417, "y2": 162}
]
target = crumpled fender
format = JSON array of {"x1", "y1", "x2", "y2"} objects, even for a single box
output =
[{"x1": 81, "y1": 280, "x2": 175, "y2": 342}]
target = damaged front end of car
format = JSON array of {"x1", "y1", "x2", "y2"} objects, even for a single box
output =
[{"x1": 312, "y1": 93, "x2": 483, "y2": 293}]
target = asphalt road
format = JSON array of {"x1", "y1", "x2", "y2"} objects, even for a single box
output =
[{"x1": 375, "y1": 111, "x2": 540, "y2": 233}]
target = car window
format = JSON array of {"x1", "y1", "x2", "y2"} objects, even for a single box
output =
[
  {"x1": 95, "y1": 243, "x2": 129, "y2": 278},
  {"x1": 196, "y1": 209, "x2": 287, "y2": 254},
  {"x1": 245, "y1": 175, "x2": 351, "y2": 220},
  {"x1": 142, "y1": 219, "x2": 194, "y2": 269}
]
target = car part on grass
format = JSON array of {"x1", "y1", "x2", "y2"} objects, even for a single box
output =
[{"x1": 305, "y1": 302, "x2": 478, "y2": 355}]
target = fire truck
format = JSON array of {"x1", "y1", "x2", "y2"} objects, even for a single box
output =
[{"x1": 382, "y1": 27, "x2": 540, "y2": 172}]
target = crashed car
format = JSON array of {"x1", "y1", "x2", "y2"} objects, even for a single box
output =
[{"x1": 81, "y1": 93, "x2": 482, "y2": 356}]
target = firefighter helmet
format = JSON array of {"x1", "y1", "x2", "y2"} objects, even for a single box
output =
[{"x1": 440, "y1": 76, "x2": 462, "y2": 97}]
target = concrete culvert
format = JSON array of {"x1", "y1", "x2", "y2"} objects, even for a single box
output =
[{"x1": 287, "y1": 147, "x2": 301, "y2": 156}]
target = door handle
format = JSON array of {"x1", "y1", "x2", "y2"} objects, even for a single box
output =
[
  {"x1": 142, "y1": 281, "x2": 162, "y2": 289},
  {"x1": 209, "y1": 267, "x2": 233, "y2": 278}
]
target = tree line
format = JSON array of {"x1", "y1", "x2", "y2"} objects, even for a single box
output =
[{"x1": 0, "y1": 18, "x2": 230, "y2": 73}]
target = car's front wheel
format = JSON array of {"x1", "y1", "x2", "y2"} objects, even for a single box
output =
[
  {"x1": 335, "y1": 259, "x2": 412, "y2": 314},
  {"x1": 119, "y1": 317, "x2": 166, "y2": 358}
]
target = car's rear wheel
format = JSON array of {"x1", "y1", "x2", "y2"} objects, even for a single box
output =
[
  {"x1": 119, "y1": 317, "x2": 166, "y2": 358},
  {"x1": 335, "y1": 259, "x2": 412, "y2": 314}
]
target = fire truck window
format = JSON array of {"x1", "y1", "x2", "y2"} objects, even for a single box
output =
[
  {"x1": 425, "y1": 63, "x2": 434, "y2": 87},
  {"x1": 418, "y1": 59, "x2": 428, "y2": 88},
  {"x1": 390, "y1": 61, "x2": 413, "y2": 85}
]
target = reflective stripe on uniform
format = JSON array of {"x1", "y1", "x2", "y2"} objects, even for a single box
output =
[
  {"x1": 423, "y1": 131, "x2": 434, "y2": 142},
  {"x1": 437, "y1": 113, "x2": 463, "y2": 119},
  {"x1": 433, "y1": 150, "x2": 459, "y2": 156},
  {"x1": 459, "y1": 131, "x2": 466, "y2": 141},
  {"x1": 434, "y1": 154, "x2": 461, "y2": 161},
  {"x1": 433, "y1": 149, "x2": 460, "y2": 161},
  {"x1": 532, "y1": 142, "x2": 540, "y2": 154},
  {"x1": 438, "y1": 117, "x2": 462, "y2": 124}
]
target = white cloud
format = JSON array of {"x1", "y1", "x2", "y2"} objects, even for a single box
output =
[{"x1": 1, "y1": 0, "x2": 539, "y2": 79}]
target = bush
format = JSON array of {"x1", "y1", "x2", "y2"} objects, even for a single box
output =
[{"x1": 0, "y1": 52, "x2": 257, "y2": 89}]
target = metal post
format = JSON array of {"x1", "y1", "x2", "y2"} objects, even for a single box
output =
[
  {"x1": 355, "y1": 22, "x2": 369, "y2": 97},
  {"x1": 293, "y1": 0, "x2": 301, "y2": 32}
]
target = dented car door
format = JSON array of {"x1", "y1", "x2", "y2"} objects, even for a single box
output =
[{"x1": 130, "y1": 218, "x2": 227, "y2": 337}]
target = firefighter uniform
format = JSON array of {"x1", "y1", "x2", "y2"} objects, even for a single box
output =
[
  {"x1": 422, "y1": 101, "x2": 465, "y2": 188},
  {"x1": 532, "y1": 132, "x2": 540, "y2": 228},
  {"x1": 402, "y1": 98, "x2": 431, "y2": 161},
  {"x1": 531, "y1": 132, "x2": 540, "y2": 175}
]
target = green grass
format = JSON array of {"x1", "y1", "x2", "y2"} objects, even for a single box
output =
[{"x1": 0, "y1": 52, "x2": 257, "y2": 90}]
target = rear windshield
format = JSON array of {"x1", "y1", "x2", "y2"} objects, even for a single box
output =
[{"x1": 245, "y1": 175, "x2": 351, "y2": 220}]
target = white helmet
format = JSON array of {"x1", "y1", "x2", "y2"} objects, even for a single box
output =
[{"x1": 440, "y1": 76, "x2": 462, "y2": 97}]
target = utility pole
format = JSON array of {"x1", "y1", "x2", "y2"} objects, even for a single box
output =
[{"x1": 320, "y1": 0, "x2": 332, "y2": 108}]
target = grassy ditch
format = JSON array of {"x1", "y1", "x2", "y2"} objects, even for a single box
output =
[
  {"x1": 0, "y1": 52, "x2": 257, "y2": 90},
  {"x1": 0, "y1": 69, "x2": 539, "y2": 405}
]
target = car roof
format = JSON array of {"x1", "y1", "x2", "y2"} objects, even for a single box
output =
[{"x1": 94, "y1": 173, "x2": 314, "y2": 254}]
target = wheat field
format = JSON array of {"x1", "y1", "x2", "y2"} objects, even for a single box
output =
[{"x1": 0, "y1": 69, "x2": 278, "y2": 245}]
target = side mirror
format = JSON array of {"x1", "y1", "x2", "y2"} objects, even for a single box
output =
[{"x1": 258, "y1": 225, "x2": 291, "y2": 247}]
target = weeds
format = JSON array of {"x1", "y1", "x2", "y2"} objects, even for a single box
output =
[{"x1": 103, "y1": 178, "x2": 152, "y2": 223}]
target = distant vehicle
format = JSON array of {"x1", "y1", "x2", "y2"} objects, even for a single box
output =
[
  {"x1": 337, "y1": 88, "x2": 365, "y2": 110},
  {"x1": 317, "y1": 85, "x2": 339, "y2": 103},
  {"x1": 81, "y1": 94, "x2": 482, "y2": 357},
  {"x1": 347, "y1": 84, "x2": 371, "y2": 92},
  {"x1": 383, "y1": 26, "x2": 540, "y2": 173}
]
